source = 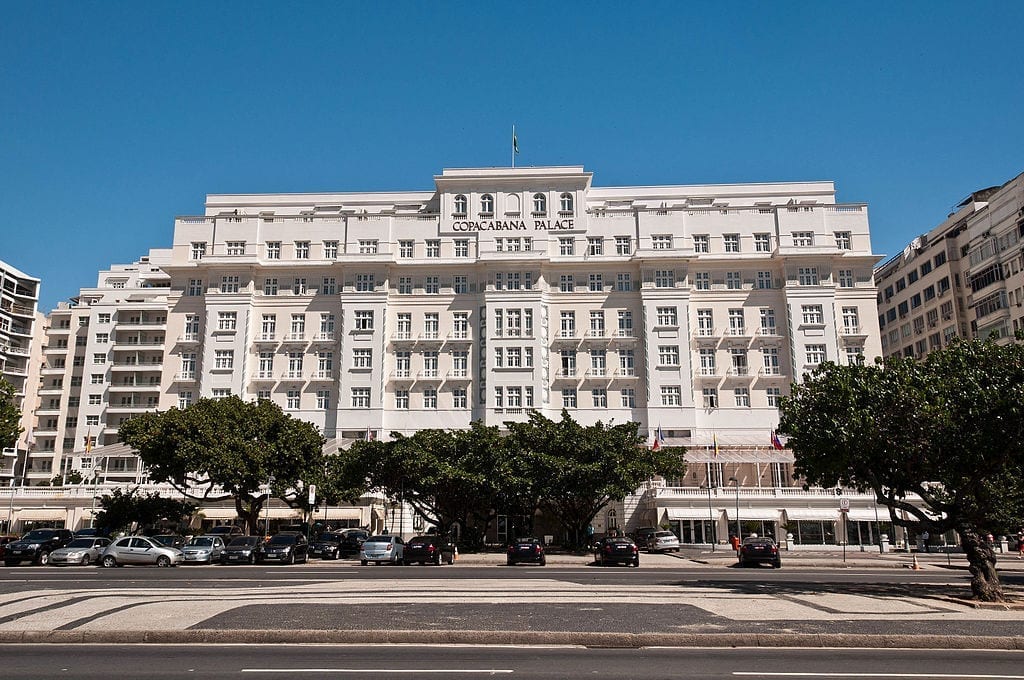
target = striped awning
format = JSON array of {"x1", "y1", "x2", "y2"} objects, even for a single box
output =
[
  {"x1": 685, "y1": 450, "x2": 794, "y2": 464},
  {"x1": 785, "y1": 508, "x2": 839, "y2": 521},
  {"x1": 723, "y1": 508, "x2": 782, "y2": 521},
  {"x1": 17, "y1": 508, "x2": 68, "y2": 520},
  {"x1": 664, "y1": 507, "x2": 721, "y2": 521}
]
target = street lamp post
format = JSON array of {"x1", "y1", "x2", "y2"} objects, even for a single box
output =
[
  {"x1": 264, "y1": 475, "x2": 275, "y2": 537},
  {"x1": 729, "y1": 476, "x2": 740, "y2": 559},
  {"x1": 703, "y1": 482, "x2": 716, "y2": 552},
  {"x1": 5, "y1": 479, "x2": 14, "y2": 534}
]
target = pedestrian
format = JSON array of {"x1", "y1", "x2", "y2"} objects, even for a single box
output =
[
  {"x1": 1017, "y1": 528, "x2": 1023, "y2": 559},
  {"x1": 922, "y1": 531, "x2": 930, "y2": 553}
]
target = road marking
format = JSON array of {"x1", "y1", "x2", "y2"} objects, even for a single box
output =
[
  {"x1": 241, "y1": 669, "x2": 513, "y2": 674},
  {"x1": 734, "y1": 674, "x2": 1024, "y2": 678}
]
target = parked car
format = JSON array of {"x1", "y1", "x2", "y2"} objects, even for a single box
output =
[
  {"x1": 100, "y1": 536, "x2": 183, "y2": 567},
  {"x1": 647, "y1": 530, "x2": 681, "y2": 553},
  {"x1": 360, "y1": 535, "x2": 405, "y2": 565},
  {"x1": 0, "y1": 536, "x2": 18, "y2": 561},
  {"x1": 310, "y1": 532, "x2": 346, "y2": 560},
  {"x1": 259, "y1": 532, "x2": 309, "y2": 564},
  {"x1": 74, "y1": 527, "x2": 110, "y2": 539},
  {"x1": 404, "y1": 535, "x2": 455, "y2": 565},
  {"x1": 181, "y1": 536, "x2": 226, "y2": 564},
  {"x1": 339, "y1": 529, "x2": 369, "y2": 557},
  {"x1": 506, "y1": 537, "x2": 546, "y2": 566},
  {"x1": 205, "y1": 525, "x2": 245, "y2": 543},
  {"x1": 150, "y1": 534, "x2": 186, "y2": 550},
  {"x1": 632, "y1": 527, "x2": 660, "y2": 546},
  {"x1": 594, "y1": 536, "x2": 640, "y2": 567},
  {"x1": 739, "y1": 536, "x2": 782, "y2": 568},
  {"x1": 3, "y1": 528, "x2": 76, "y2": 566},
  {"x1": 49, "y1": 537, "x2": 111, "y2": 566},
  {"x1": 220, "y1": 536, "x2": 265, "y2": 564}
]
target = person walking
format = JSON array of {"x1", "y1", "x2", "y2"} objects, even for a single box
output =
[{"x1": 1017, "y1": 528, "x2": 1023, "y2": 559}]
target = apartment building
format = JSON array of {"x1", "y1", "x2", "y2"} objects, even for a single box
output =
[
  {"x1": 0, "y1": 259, "x2": 42, "y2": 484},
  {"x1": 875, "y1": 171, "x2": 1024, "y2": 359}
]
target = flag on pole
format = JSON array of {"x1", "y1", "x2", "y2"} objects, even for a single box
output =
[
  {"x1": 366, "y1": 426, "x2": 375, "y2": 442},
  {"x1": 771, "y1": 430, "x2": 784, "y2": 451},
  {"x1": 84, "y1": 429, "x2": 93, "y2": 454},
  {"x1": 713, "y1": 433, "x2": 720, "y2": 458},
  {"x1": 513, "y1": 129, "x2": 519, "y2": 155},
  {"x1": 656, "y1": 425, "x2": 666, "y2": 446}
]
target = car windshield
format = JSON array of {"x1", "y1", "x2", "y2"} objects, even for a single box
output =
[
  {"x1": 654, "y1": 531, "x2": 675, "y2": 538},
  {"x1": 66, "y1": 539, "x2": 94, "y2": 548},
  {"x1": 152, "y1": 535, "x2": 178, "y2": 545},
  {"x1": 269, "y1": 535, "x2": 297, "y2": 545},
  {"x1": 514, "y1": 537, "x2": 538, "y2": 543},
  {"x1": 188, "y1": 538, "x2": 216, "y2": 547},
  {"x1": 366, "y1": 536, "x2": 393, "y2": 543},
  {"x1": 210, "y1": 527, "x2": 237, "y2": 534},
  {"x1": 22, "y1": 530, "x2": 57, "y2": 541},
  {"x1": 744, "y1": 538, "x2": 774, "y2": 545},
  {"x1": 318, "y1": 533, "x2": 345, "y2": 542},
  {"x1": 410, "y1": 536, "x2": 435, "y2": 543},
  {"x1": 229, "y1": 537, "x2": 260, "y2": 547}
]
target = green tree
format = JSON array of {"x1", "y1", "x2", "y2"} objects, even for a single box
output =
[
  {"x1": 0, "y1": 378, "x2": 23, "y2": 450},
  {"x1": 119, "y1": 396, "x2": 326, "y2": 533},
  {"x1": 778, "y1": 338, "x2": 1024, "y2": 602},
  {"x1": 506, "y1": 411, "x2": 687, "y2": 549},
  {"x1": 93, "y1": 487, "x2": 197, "y2": 534}
]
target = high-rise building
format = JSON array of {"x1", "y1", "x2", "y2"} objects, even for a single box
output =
[{"x1": 0, "y1": 259, "x2": 41, "y2": 485}]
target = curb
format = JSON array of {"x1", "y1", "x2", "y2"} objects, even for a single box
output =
[{"x1": 2, "y1": 630, "x2": 1024, "y2": 649}]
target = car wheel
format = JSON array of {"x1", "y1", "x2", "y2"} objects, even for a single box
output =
[
  {"x1": 102, "y1": 556, "x2": 117, "y2": 568},
  {"x1": 3, "y1": 560, "x2": 17, "y2": 567},
  {"x1": 248, "y1": 554, "x2": 256, "y2": 565},
  {"x1": 539, "y1": 555, "x2": 546, "y2": 566},
  {"x1": 360, "y1": 559, "x2": 368, "y2": 566},
  {"x1": 36, "y1": 551, "x2": 50, "y2": 566},
  {"x1": 447, "y1": 554, "x2": 454, "y2": 565},
  {"x1": 331, "y1": 549, "x2": 339, "y2": 560},
  {"x1": 287, "y1": 552, "x2": 296, "y2": 565},
  {"x1": 434, "y1": 554, "x2": 442, "y2": 566},
  {"x1": 81, "y1": 554, "x2": 91, "y2": 566},
  {"x1": 156, "y1": 555, "x2": 171, "y2": 568},
  {"x1": 773, "y1": 560, "x2": 782, "y2": 569},
  {"x1": 507, "y1": 559, "x2": 514, "y2": 566},
  {"x1": 632, "y1": 558, "x2": 640, "y2": 568}
]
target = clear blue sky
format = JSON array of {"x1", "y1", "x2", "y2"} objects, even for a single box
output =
[{"x1": 4, "y1": 2, "x2": 1022, "y2": 312}]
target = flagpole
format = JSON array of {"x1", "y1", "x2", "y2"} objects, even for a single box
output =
[{"x1": 511, "y1": 125, "x2": 516, "y2": 168}]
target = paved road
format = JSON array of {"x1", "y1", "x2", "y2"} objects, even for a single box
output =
[{"x1": 4, "y1": 644, "x2": 1024, "y2": 679}]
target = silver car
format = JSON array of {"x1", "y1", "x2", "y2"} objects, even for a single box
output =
[
  {"x1": 181, "y1": 536, "x2": 226, "y2": 564},
  {"x1": 50, "y1": 537, "x2": 111, "y2": 566},
  {"x1": 101, "y1": 536, "x2": 183, "y2": 567},
  {"x1": 360, "y1": 535, "x2": 405, "y2": 565},
  {"x1": 647, "y1": 530, "x2": 681, "y2": 553}
]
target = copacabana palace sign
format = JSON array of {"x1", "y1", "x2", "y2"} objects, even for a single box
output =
[{"x1": 448, "y1": 218, "x2": 577, "y2": 231}]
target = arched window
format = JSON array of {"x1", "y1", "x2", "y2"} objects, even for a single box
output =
[
  {"x1": 560, "y1": 192, "x2": 574, "y2": 214},
  {"x1": 533, "y1": 193, "x2": 547, "y2": 215},
  {"x1": 606, "y1": 508, "x2": 618, "y2": 529},
  {"x1": 453, "y1": 195, "x2": 467, "y2": 216},
  {"x1": 480, "y1": 194, "x2": 494, "y2": 215},
  {"x1": 505, "y1": 193, "x2": 521, "y2": 216}
]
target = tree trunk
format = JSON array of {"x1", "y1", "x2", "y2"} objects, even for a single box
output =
[
  {"x1": 235, "y1": 497, "x2": 264, "y2": 536},
  {"x1": 957, "y1": 524, "x2": 1004, "y2": 602}
]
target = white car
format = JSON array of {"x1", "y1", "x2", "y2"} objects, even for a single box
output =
[
  {"x1": 360, "y1": 535, "x2": 405, "y2": 565},
  {"x1": 49, "y1": 537, "x2": 111, "y2": 566},
  {"x1": 647, "y1": 530, "x2": 681, "y2": 553},
  {"x1": 101, "y1": 536, "x2": 183, "y2": 567},
  {"x1": 181, "y1": 536, "x2": 226, "y2": 564}
]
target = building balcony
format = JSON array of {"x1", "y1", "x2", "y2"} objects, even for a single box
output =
[
  {"x1": 840, "y1": 326, "x2": 869, "y2": 340},
  {"x1": 255, "y1": 334, "x2": 279, "y2": 344},
  {"x1": 446, "y1": 331, "x2": 472, "y2": 343},
  {"x1": 725, "y1": 327, "x2": 752, "y2": 339},
  {"x1": 610, "y1": 330, "x2": 636, "y2": 343},
  {"x1": 0, "y1": 300, "x2": 36, "y2": 318},
  {"x1": 113, "y1": 321, "x2": 166, "y2": 331},
  {"x1": 282, "y1": 333, "x2": 308, "y2": 344},
  {"x1": 177, "y1": 334, "x2": 200, "y2": 344},
  {"x1": 0, "y1": 343, "x2": 31, "y2": 357},
  {"x1": 40, "y1": 366, "x2": 66, "y2": 374},
  {"x1": 584, "y1": 368, "x2": 609, "y2": 380},
  {"x1": 418, "y1": 332, "x2": 442, "y2": 343},
  {"x1": 37, "y1": 386, "x2": 64, "y2": 395},
  {"x1": 445, "y1": 370, "x2": 471, "y2": 381},
  {"x1": 313, "y1": 332, "x2": 336, "y2": 343},
  {"x1": 726, "y1": 366, "x2": 752, "y2": 378},
  {"x1": 107, "y1": 382, "x2": 161, "y2": 392},
  {"x1": 553, "y1": 369, "x2": 580, "y2": 381},
  {"x1": 106, "y1": 404, "x2": 158, "y2": 414},
  {"x1": 43, "y1": 344, "x2": 69, "y2": 353},
  {"x1": 695, "y1": 368, "x2": 721, "y2": 379},
  {"x1": 759, "y1": 368, "x2": 785, "y2": 378},
  {"x1": 111, "y1": 340, "x2": 164, "y2": 350},
  {"x1": 252, "y1": 371, "x2": 276, "y2": 382},
  {"x1": 310, "y1": 371, "x2": 333, "y2": 381},
  {"x1": 284, "y1": 370, "x2": 305, "y2": 380},
  {"x1": 110, "y1": 362, "x2": 162, "y2": 371},
  {"x1": 613, "y1": 368, "x2": 638, "y2": 379},
  {"x1": 417, "y1": 370, "x2": 441, "y2": 381},
  {"x1": 388, "y1": 370, "x2": 414, "y2": 384},
  {"x1": 173, "y1": 373, "x2": 197, "y2": 382}
]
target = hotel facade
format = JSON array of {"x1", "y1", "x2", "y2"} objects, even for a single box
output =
[{"x1": 10, "y1": 166, "x2": 903, "y2": 548}]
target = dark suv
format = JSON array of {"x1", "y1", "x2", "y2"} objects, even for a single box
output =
[
  {"x1": 3, "y1": 529, "x2": 75, "y2": 566},
  {"x1": 404, "y1": 535, "x2": 456, "y2": 565}
]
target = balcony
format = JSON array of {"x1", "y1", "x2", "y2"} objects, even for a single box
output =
[
  {"x1": 0, "y1": 343, "x2": 31, "y2": 357},
  {"x1": 418, "y1": 332, "x2": 442, "y2": 343},
  {"x1": 108, "y1": 381, "x2": 161, "y2": 392},
  {"x1": 584, "y1": 329, "x2": 609, "y2": 343},
  {"x1": 388, "y1": 370, "x2": 414, "y2": 383},
  {"x1": 252, "y1": 371, "x2": 276, "y2": 382},
  {"x1": 284, "y1": 370, "x2": 305, "y2": 380},
  {"x1": 310, "y1": 370, "x2": 333, "y2": 381},
  {"x1": 113, "y1": 320, "x2": 166, "y2": 331},
  {"x1": 173, "y1": 373, "x2": 196, "y2": 382},
  {"x1": 391, "y1": 332, "x2": 414, "y2": 344},
  {"x1": 313, "y1": 332, "x2": 336, "y2": 343},
  {"x1": 584, "y1": 368, "x2": 609, "y2": 380},
  {"x1": 177, "y1": 334, "x2": 200, "y2": 344},
  {"x1": 446, "y1": 331, "x2": 472, "y2": 343},
  {"x1": 255, "y1": 334, "x2": 279, "y2": 344},
  {"x1": 760, "y1": 368, "x2": 784, "y2": 377},
  {"x1": 756, "y1": 327, "x2": 781, "y2": 338},
  {"x1": 613, "y1": 368, "x2": 638, "y2": 379},
  {"x1": 107, "y1": 404, "x2": 158, "y2": 414},
  {"x1": 0, "y1": 300, "x2": 35, "y2": 318},
  {"x1": 445, "y1": 370, "x2": 470, "y2": 381},
  {"x1": 112, "y1": 339, "x2": 165, "y2": 350},
  {"x1": 417, "y1": 369, "x2": 440, "y2": 381},
  {"x1": 726, "y1": 366, "x2": 751, "y2": 378},
  {"x1": 696, "y1": 368, "x2": 720, "y2": 379},
  {"x1": 110, "y1": 362, "x2": 162, "y2": 371},
  {"x1": 282, "y1": 333, "x2": 308, "y2": 344},
  {"x1": 553, "y1": 369, "x2": 579, "y2": 381},
  {"x1": 840, "y1": 326, "x2": 869, "y2": 341},
  {"x1": 726, "y1": 326, "x2": 752, "y2": 339}
]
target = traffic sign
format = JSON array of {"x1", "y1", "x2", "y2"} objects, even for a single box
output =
[{"x1": 839, "y1": 497, "x2": 850, "y2": 511}]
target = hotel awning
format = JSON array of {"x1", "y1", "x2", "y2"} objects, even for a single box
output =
[
  {"x1": 844, "y1": 508, "x2": 889, "y2": 522},
  {"x1": 664, "y1": 507, "x2": 721, "y2": 521},
  {"x1": 723, "y1": 508, "x2": 781, "y2": 521},
  {"x1": 685, "y1": 450, "x2": 794, "y2": 464},
  {"x1": 17, "y1": 508, "x2": 68, "y2": 520},
  {"x1": 316, "y1": 508, "x2": 362, "y2": 521},
  {"x1": 785, "y1": 508, "x2": 839, "y2": 521}
]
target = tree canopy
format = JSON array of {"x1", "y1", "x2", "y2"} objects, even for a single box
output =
[
  {"x1": 118, "y1": 396, "x2": 326, "y2": 533},
  {"x1": 778, "y1": 338, "x2": 1024, "y2": 601},
  {"x1": 94, "y1": 487, "x2": 197, "y2": 535},
  {"x1": 0, "y1": 378, "x2": 22, "y2": 450}
]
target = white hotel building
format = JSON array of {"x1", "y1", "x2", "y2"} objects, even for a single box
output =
[{"x1": 11, "y1": 165, "x2": 897, "y2": 548}]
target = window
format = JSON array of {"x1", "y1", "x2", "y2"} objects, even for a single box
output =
[
  {"x1": 798, "y1": 267, "x2": 819, "y2": 285},
  {"x1": 616, "y1": 273, "x2": 632, "y2": 292},
  {"x1": 423, "y1": 388, "x2": 438, "y2": 409},
  {"x1": 88, "y1": 394, "x2": 103, "y2": 405},
  {"x1": 846, "y1": 347, "x2": 865, "y2": 366},
  {"x1": 316, "y1": 390, "x2": 331, "y2": 410},
  {"x1": 907, "y1": 270, "x2": 919, "y2": 285},
  {"x1": 399, "y1": 240, "x2": 414, "y2": 258},
  {"x1": 178, "y1": 392, "x2": 193, "y2": 409},
  {"x1": 560, "y1": 311, "x2": 576, "y2": 338},
  {"x1": 359, "y1": 239, "x2": 378, "y2": 254},
  {"x1": 801, "y1": 305, "x2": 824, "y2": 326},
  {"x1": 263, "y1": 278, "x2": 279, "y2": 295},
  {"x1": 480, "y1": 194, "x2": 494, "y2": 215},
  {"x1": 656, "y1": 307, "x2": 678, "y2": 327},
  {"x1": 424, "y1": 313, "x2": 439, "y2": 339},
  {"x1": 763, "y1": 347, "x2": 780, "y2": 375},
  {"x1": 214, "y1": 350, "x2": 234, "y2": 369},
  {"x1": 98, "y1": 313, "x2": 111, "y2": 324},
  {"x1": 728, "y1": 309, "x2": 745, "y2": 335},
  {"x1": 187, "y1": 279, "x2": 204, "y2": 296},
  {"x1": 559, "y1": 274, "x2": 574, "y2": 292},
  {"x1": 652, "y1": 235, "x2": 673, "y2": 250},
  {"x1": 424, "y1": 276, "x2": 440, "y2": 294},
  {"x1": 792, "y1": 231, "x2": 814, "y2": 247},
  {"x1": 290, "y1": 314, "x2": 305, "y2": 338},
  {"x1": 559, "y1": 237, "x2": 575, "y2": 256},
  {"x1": 86, "y1": 415, "x2": 100, "y2": 426},
  {"x1": 838, "y1": 269, "x2": 854, "y2": 288},
  {"x1": 588, "y1": 237, "x2": 604, "y2": 256},
  {"x1": 658, "y1": 345, "x2": 680, "y2": 366},
  {"x1": 834, "y1": 231, "x2": 852, "y2": 249},
  {"x1": 353, "y1": 348, "x2": 372, "y2": 369},
  {"x1": 221, "y1": 276, "x2": 240, "y2": 293},
  {"x1": 694, "y1": 272, "x2": 710, "y2": 290},
  {"x1": 805, "y1": 344, "x2": 826, "y2": 365},
  {"x1": 352, "y1": 273, "x2": 373, "y2": 292},
  {"x1": 697, "y1": 309, "x2": 714, "y2": 336},
  {"x1": 533, "y1": 193, "x2": 547, "y2": 215},
  {"x1": 699, "y1": 348, "x2": 716, "y2": 375},
  {"x1": 559, "y1": 349, "x2": 576, "y2": 375},
  {"x1": 621, "y1": 387, "x2": 636, "y2": 408},
  {"x1": 754, "y1": 233, "x2": 771, "y2": 252},
  {"x1": 425, "y1": 240, "x2": 440, "y2": 258},
  {"x1": 324, "y1": 241, "x2": 339, "y2": 259},
  {"x1": 178, "y1": 354, "x2": 195, "y2": 378},
  {"x1": 619, "y1": 349, "x2": 635, "y2": 375},
  {"x1": 267, "y1": 241, "x2": 281, "y2": 259},
  {"x1": 766, "y1": 387, "x2": 782, "y2": 407},
  {"x1": 453, "y1": 275, "x2": 469, "y2": 294},
  {"x1": 655, "y1": 270, "x2": 673, "y2": 288},
  {"x1": 452, "y1": 351, "x2": 468, "y2": 377},
  {"x1": 317, "y1": 351, "x2": 333, "y2": 375},
  {"x1": 258, "y1": 352, "x2": 274, "y2": 378},
  {"x1": 452, "y1": 388, "x2": 467, "y2": 409},
  {"x1": 260, "y1": 315, "x2": 277, "y2": 340},
  {"x1": 723, "y1": 234, "x2": 740, "y2": 253},
  {"x1": 351, "y1": 388, "x2": 370, "y2": 408},
  {"x1": 453, "y1": 194, "x2": 467, "y2": 216},
  {"x1": 354, "y1": 310, "x2": 374, "y2": 331},
  {"x1": 95, "y1": 333, "x2": 108, "y2": 344},
  {"x1": 842, "y1": 307, "x2": 860, "y2": 333},
  {"x1": 919, "y1": 260, "x2": 932, "y2": 276},
  {"x1": 398, "y1": 276, "x2": 412, "y2": 294},
  {"x1": 290, "y1": 241, "x2": 308, "y2": 259},
  {"x1": 618, "y1": 310, "x2": 633, "y2": 335},
  {"x1": 184, "y1": 314, "x2": 200, "y2": 340},
  {"x1": 910, "y1": 293, "x2": 922, "y2": 309},
  {"x1": 226, "y1": 241, "x2": 245, "y2": 256},
  {"x1": 454, "y1": 239, "x2": 469, "y2": 257},
  {"x1": 588, "y1": 274, "x2": 603, "y2": 292},
  {"x1": 726, "y1": 272, "x2": 742, "y2": 290},
  {"x1": 615, "y1": 236, "x2": 632, "y2": 255},
  {"x1": 217, "y1": 312, "x2": 237, "y2": 331},
  {"x1": 560, "y1": 192, "x2": 574, "y2": 214},
  {"x1": 191, "y1": 242, "x2": 207, "y2": 260},
  {"x1": 284, "y1": 390, "x2": 300, "y2": 410},
  {"x1": 562, "y1": 388, "x2": 577, "y2": 408},
  {"x1": 590, "y1": 349, "x2": 606, "y2": 375},
  {"x1": 692, "y1": 234, "x2": 709, "y2": 253},
  {"x1": 702, "y1": 388, "x2": 718, "y2": 409},
  {"x1": 292, "y1": 277, "x2": 308, "y2": 295},
  {"x1": 734, "y1": 387, "x2": 750, "y2": 407},
  {"x1": 322, "y1": 277, "x2": 337, "y2": 295}
]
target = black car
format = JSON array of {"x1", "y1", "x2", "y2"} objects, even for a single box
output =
[
  {"x1": 74, "y1": 527, "x2": 110, "y2": 539},
  {"x1": 404, "y1": 535, "x2": 456, "y2": 565},
  {"x1": 150, "y1": 534, "x2": 186, "y2": 550},
  {"x1": 310, "y1": 532, "x2": 346, "y2": 560},
  {"x1": 506, "y1": 537, "x2": 546, "y2": 566},
  {"x1": 3, "y1": 528, "x2": 76, "y2": 566},
  {"x1": 594, "y1": 536, "x2": 640, "y2": 567},
  {"x1": 339, "y1": 529, "x2": 369, "y2": 557},
  {"x1": 739, "y1": 537, "x2": 782, "y2": 568},
  {"x1": 221, "y1": 536, "x2": 265, "y2": 564},
  {"x1": 258, "y1": 532, "x2": 309, "y2": 564},
  {"x1": 206, "y1": 525, "x2": 246, "y2": 543}
]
